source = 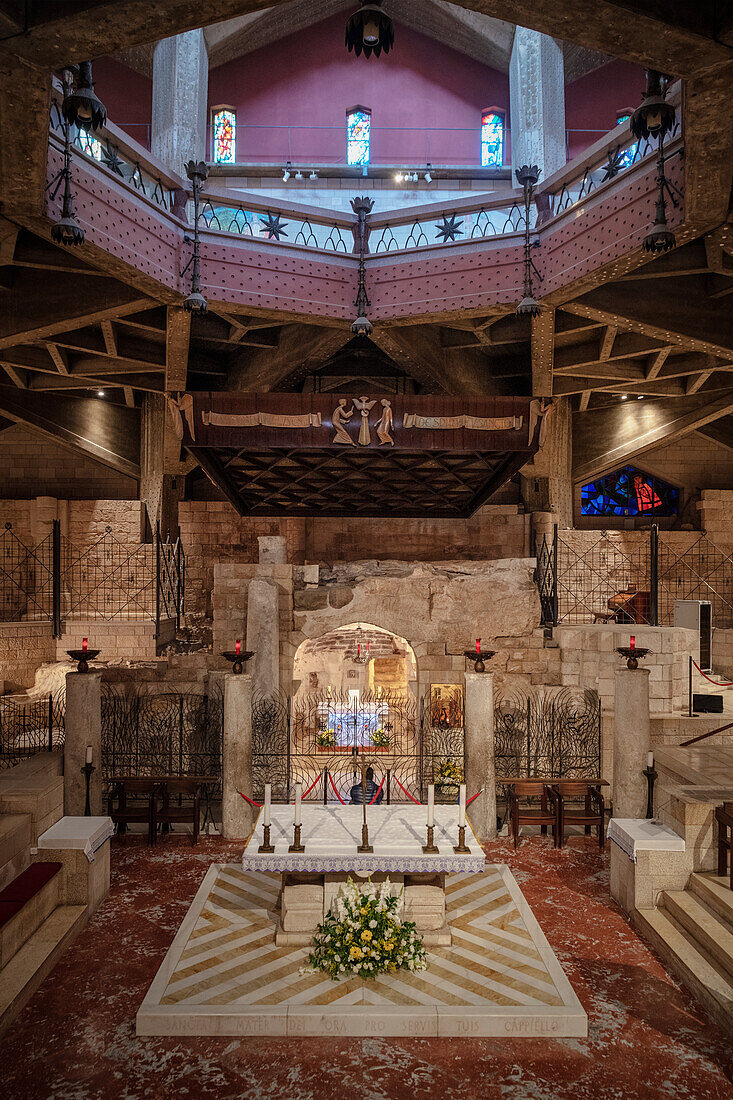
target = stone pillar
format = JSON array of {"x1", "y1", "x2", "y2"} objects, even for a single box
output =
[
  {"x1": 63, "y1": 671, "x2": 102, "y2": 816},
  {"x1": 247, "y1": 577, "x2": 280, "y2": 699},
  {"x1": 30, "y1": 496, "x2": 57, "y2": 545},
  {"x1": 464, "y1": 672, "x2": 497, "y2": 842},
  {"x1": 222, "y1": 673, "x2": 254, "y2": 839},
  {"x1": 521, "y1": 396, "x2": 573, "y2": 529},
  {"x1": 509, "y1": 28, "x2": 566, "y2": 178},
  {"x1": 139, "y1": 394, "x2": 182, "y2": 539},
  {"x1": 258, "y1": 535, "x2": 287, "y2": 564},
  {"x1": 151, "y1": 29, "x2": 209, "y2": 173},
  {"x1": 613, "y1": 667, "x2": 651, "y2": 818}
]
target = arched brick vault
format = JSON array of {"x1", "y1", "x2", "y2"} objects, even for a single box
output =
[{"x1": 291, "y1": 623, "x2": 418, "y2": 697}]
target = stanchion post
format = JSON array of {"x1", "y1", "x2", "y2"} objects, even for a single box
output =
[{"x1": 689, "y1": 654, "x2": 697, "y2": 717}]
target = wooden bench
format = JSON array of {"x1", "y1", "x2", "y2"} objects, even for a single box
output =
[
  {"x1": 156, "y1": 777, "x2": 208, "y2": 846},
  {"x1": 107, "y1": 779, "x2": 161, "y2": 846},
  {"x1": 107, "y1": 776, "x2": 217, "y2": 846},
  {"x1": 501, "y1": 777, "x2": 609, "y2": 846}
]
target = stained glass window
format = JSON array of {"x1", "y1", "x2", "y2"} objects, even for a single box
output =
[
  {"x1": 347, "y1": 109, "x2": 371, "y2": 166},
  {"x1": 616, "y1": 112, "x2": 634, "y2": 169},
  {"x1": 213, "y1": 108, "x2": 236, "y2": 164},
  {"x1": 481, "y1": 110, "x2": 504, "y2": 168},
  {"x1": 580, "y1": 465, "x2": 679, "y2": 517}
]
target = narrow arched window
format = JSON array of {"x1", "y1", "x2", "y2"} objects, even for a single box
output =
[
  {"x1": 212, "y1": 107, "x2": 236, "y2": 164},
  {"x1": 481, "y1": 109, "x2": 504, "y2": 167},
  {"x1": 347, "y1": 106, "x2": 371, "y2": 166}
]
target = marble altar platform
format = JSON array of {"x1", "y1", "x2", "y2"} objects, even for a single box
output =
[{"x1": 137, "y1": 862, "x2": 587, "y2": 1038}]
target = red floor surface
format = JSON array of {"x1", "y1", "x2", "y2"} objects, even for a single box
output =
[{"x1": 2, "y1": 834, "x2": 733, "y2": 1100}]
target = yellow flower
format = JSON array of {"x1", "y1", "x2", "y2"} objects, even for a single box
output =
[
  {"x1": 361, "y1": 929, "x2": 372, "y2": 942},
  {"x1": 360, "y1": 907, "x2": 368, "y2": 915},
  {"x1": 384, "y1": 941, "x2": 394, "y2": 952},
  {"x1": 349, "y1": 946, "x2": 363, "y2": 960}
]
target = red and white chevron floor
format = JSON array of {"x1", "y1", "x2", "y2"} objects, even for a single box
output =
[{"x1": 137, "y1": 863, "x2": 586, "y2": 1037}]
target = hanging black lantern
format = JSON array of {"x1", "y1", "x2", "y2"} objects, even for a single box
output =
[
  {"x1": 515, "y1": 165, "x2": 542, "y2": 317},
  {"x1": 62, "y1": 61, "x2": 107, "y2": 133},
  {"x1": 183, "y1": 160, "x2": 209, "y2": 313},
  {"x1": 631, "y1": 70, "x2": 675, "y2": 141},
  {"x1": 50, "y1": 71, "x2": 85, "y2": 247},
  {"x1": 345, "y1": 1, "x2": 394, "y2": 58}
]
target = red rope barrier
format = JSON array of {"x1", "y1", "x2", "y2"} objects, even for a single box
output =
[
  {"x1": 392, "y1": 775, "x2": 422, "y2": 804},
  {"x1": 369, "y1": 775, "x2": 386, "y2": 804},
  {"x1": 238, "y1": 791, "x2": 262, "y2": 808},
  {"x1": 693, "y1": 659, "x2": 733, "y2": 688},
  {"x1": 329, "y1": 773, "x2": 346, "y2": 805},
  {"x1": 467, "y1": 789, "x2": 481, "y2": 806},
  {"x1": 302, "y1": 774, "x2": 321, "y2": 799}
]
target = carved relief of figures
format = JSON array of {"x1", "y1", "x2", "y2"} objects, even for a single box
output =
[
  {"x1": 376, "y1": 399, "x2": 394, "y2": 446},
  {"x1": 354, "y1": 396, "x2": 376, "y2": 446},
  {"x1": 332, "y1": 398, "x2": 357, "y2": 446}
]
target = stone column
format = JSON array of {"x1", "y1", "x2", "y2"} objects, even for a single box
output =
[
  {"x1": 63, "y1": 670, "x2": 102, "y2": 816},
  {"x1": 509, "y1": 28, "x2": 566, "y2": 179},
  {"x1": 521, "y1": 396, "x2": 573, "y2": 529},
  {"x1": 464, "y1": 672, "x2": 497, "y2": 842},
  {"x1": 151, "y1": 29, "x2": 209, "y2": 173},
  {"x1": 613, "y1": 667, "x2": 651, "y2": 818},
  {"x1": 222, "y1": 673, "x2": 254, "y2": 839},
  {"x1": 247, "y1": 577, "x2": 280, "y2": 699},
  {"x1": 139, "y1": 393, "x2": 182, "y2": 539}
]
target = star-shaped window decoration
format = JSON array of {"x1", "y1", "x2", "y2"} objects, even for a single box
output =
[
  {"x1": 260, "y1": 212, "x2": 289, "y2": 240},
  {"x1": 602, "y1": 147, "x2": 626, "y2": 181},
  {"x1": 101, "y1": 143, "x2": 125, "y2": 177},
  {"x1": 435, "y1": 214, "x2": 464, "y2": 243}
]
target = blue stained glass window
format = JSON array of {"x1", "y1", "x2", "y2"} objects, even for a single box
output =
[
  {"x1": 616, "y1": 112, "x2": 634, "y2": 170},
  {"x1": 580, "y1": 465, "x2": 679, "y2": 517},
  {"x1": 481, "y1": 111, "x2": 504, "y2": 167},
  {"x1": 347, "y1": 109, "x2": 371, "y2": 166},
  {"x1": 213, "y1": 108, "x2": 236, "y2": 164}
]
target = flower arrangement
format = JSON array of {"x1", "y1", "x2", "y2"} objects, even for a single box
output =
[
  {"x1": 304, "y1": 878, "x2": 427, "y2": 981},
  {"x1": 435, "y1": 758, "x2": 463, "y2": 788},
  {"x1": 316, "y1": 727, "x2": 337, "y2": 748},
  {"x1": 370, "y1": 726, "x2": 390, "y2": 748}
]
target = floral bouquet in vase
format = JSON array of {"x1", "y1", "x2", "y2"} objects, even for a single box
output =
[
  {"x1": 316, "y1": 727, "x2": 337, "y2": 749},
  {"x1": 435, "y1": 758, "x2": 463, "y2": 796},
  {"x1": 370, "y1": 726, "x2": 390, "y2": 748},
  {"x1": 304, "y1": 878, "x2": 427, "y2": 981}
]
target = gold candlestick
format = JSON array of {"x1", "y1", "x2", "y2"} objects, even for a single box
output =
[
  {"x1": 356, "y1": 756, "x2": 373, "y2": 853},
  {"x1": 358, "y1": 820, "x2": 373, "y2": 853},
  {"x1": 422, "y1": 824, "x2": 439, "y2": 854},
  {"x1": 454, "y1": 825, "x2": 470, "y2": 854},
  {"x1": 288, "y1": 823, "x2": 305, "y2": 853},
  {"x1": 258, "y1": 823, "x2": 274, "y2": 853}
]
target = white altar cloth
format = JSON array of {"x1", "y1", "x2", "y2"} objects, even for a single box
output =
[
  {"x1": 37, "y1": 815, "x2": 114, "y2": 863},
  {"x1": 242, "y1": 804, "x2": 485, "y2": 874},
  {"x1": 608, "y1": 817, "x2": 685, "y2": 862}
]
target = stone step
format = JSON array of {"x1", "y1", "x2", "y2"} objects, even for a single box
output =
[
  {"x1": 635, "y1": 906, "x2": 733, "y2": 1036},
  {"x1": 663, "y1": 889, "x2": 733, "y2": 981},
  {"x1": 0, "y1": 814, "x2": 32, "y2": 891},
  {"x1": 690, "y1": 873, "x2": 733, "y2": 932},
  {"x1": 0, "y1": 863, "x2": 62, "y2": 968},
  {"x1": 0, "y1": 905, "x2": 86, "y2": 1039}
]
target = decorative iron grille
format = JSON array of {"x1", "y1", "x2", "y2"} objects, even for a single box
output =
[
  {"x1": 100, "y1": 688, "x2": 222, "y2": 791},
  {"x1": 421, "y1": 688, "x2": 465, "y2": 804},
  {"x1": 0, "y1": 524, "x2": 56, "y2": 624},
  {"x1": 658, "y1": 536, "x2": 733, "y2": 628},
  {"x1": 252, "y1": 690, "x2": 290, "y2": 802},
  {"x1": 556, "y1": 531, "x2": 654, "y2": 625},
  {"x1": 494, "y1": 688, "x2": 601, "y2": 781},
  {"x1": 0, "y1": 691, "x2": 65, "y2": 769}
]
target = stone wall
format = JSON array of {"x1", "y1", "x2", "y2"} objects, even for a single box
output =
[
  {"x1": 292, "y1": 624, "x2": 418, "y2": 697},
  {"x1": 712, "y1": 628, "x2": 733, "y2": 680},
  {"x1": 0, "y1": 623, "x2": 56, "y2": 691},
  {"x1": 0, "y1": 424, "x2": 137, "y2": 499},
  {"x1": 698, "y1": 489, "x2": 733, "y2": 549}
]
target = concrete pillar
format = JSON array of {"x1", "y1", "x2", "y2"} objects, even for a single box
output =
[
  {"x1": 509, "y1": 28, "x2": 566, "y2": 178},
  {"x1": 258, "y1": 536, "x2": 287, "y2": 564},
  {"x1": 613, "y1": 667, "x2": 651, "y2": 819},
  {"x1": 151, "y1": 29, "x2": 209, "y2": 173},
  {"x1": 30, "y1": 496, "x2": 57, "y2": 545},
  {"x1": 63, "y1": 671, "x2": 103, "y2": 816},
  {"x1": 521, "y1": 396, "x2": 573, "y2": 529},
  {"x1": 140, "y1": 394, "x2": 182, "y2": 539},
  {"x1": 464, "y1": 672, "x2": 497, "y2": 842},
  {"x1": 222, "y1": 673, "x2": 254, "y2": 839},
  {"x1": 247, "y1": 577, "x2": 280, "y2": 699}
]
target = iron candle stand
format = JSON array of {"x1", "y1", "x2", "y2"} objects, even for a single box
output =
[
  {"x1": 616, "y1": 646, "x2": 650, "y2": 671},
  {"x1": 81, "y1": 761, "x2": 95, "y2": 816},
  {"x1": 221, "y1": 649, "x2": 253, "y2": 675},
  {"x1": 644, "y1": 764, "x2": 658, "y2": 819},
  {"x1": 422, "y1": 824, "x2": 439, "y2": 854},
  {"x1": 67, "y1": 648, "x2": 100, "y2": 673},
  {"x1": 259, "y1": 824, "x2": 275, "y2": 853},
  {"x1": 453, "y1": 825, "x2": 470, "y2": 854},
  {"x1": 464, "y1": 649, "x2": 495, "y2": 674}
]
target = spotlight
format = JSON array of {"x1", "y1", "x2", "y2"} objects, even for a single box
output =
[
  {"x1": 620, "y1": 394, "x2": 629, "y2": 400},
  {"x1": 62, "y1": 61, "x2": 106, "y2": 133},
  {"x1": 424, "y1": 170, "x2": 432, "y2": 184},
  {"x1": 637, "y1": 395, "x2": 644, "y2": 400},
  {"x1": 97, "y1": 390, "x2": 105, "y2": 397},
  {"x1": 309, "y1": 170, "x2": 318, "y2": 180},
  {"x1": 345, "y1": 1, "x2": 394, "y2": 58},
  {"x1": 295, "y1": 170, "x2": 303, "y2": 180},
  {"x1": 282, "y1": 167, "x2": 291, "y2": 182},
  {"x1": 394, "y1": 172, "x2": 403, "y2": 183}
]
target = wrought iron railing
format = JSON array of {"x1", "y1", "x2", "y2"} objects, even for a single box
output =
[
  {"x1": 534, "y1": 525, "x2": 733, "y2": 629},
  {"x1": 199, "y1": 198, "x2": 352, "y2": 252},
  {"x1": 494, "y1": 688, "x2": 601, "y2": 781},
  {"x1": 0, "y1": 691, "x2": 65, "y2": 769},
  {"x1": 0, "y1": 522, "x2": 58, "y2": 627}
]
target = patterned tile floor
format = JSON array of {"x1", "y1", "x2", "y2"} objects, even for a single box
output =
[
  {"x1": 2, "y1": 834, "x2": 733, "y2": 1099},
  {"x1": 139, "y1": 864, "x2": 581, "y2": 1034}
]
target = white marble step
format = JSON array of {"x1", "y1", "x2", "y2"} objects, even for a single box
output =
[
  {"x1": 636, "y1": 906, "x2": 733, "y2": 1035},
  {"x1": 0, "y1": 904, "x2": 86, "y2": 1039},
  {"x1": 690, "y1": 873, "x2": 733, "y2": 931},
  {"x1": 663, "y1": 889, "x2": 733, "y2": 981}
]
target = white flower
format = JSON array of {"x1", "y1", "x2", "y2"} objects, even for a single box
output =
[{"x1": 368, "y1": 920, "x2": 377, "y2": 929}]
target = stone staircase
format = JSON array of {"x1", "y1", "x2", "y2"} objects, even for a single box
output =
[{"x1": 636, "y1": 873, "x2": 733, "y2": 1034}]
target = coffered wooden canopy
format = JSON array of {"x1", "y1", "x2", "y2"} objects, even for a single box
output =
[{"x1": 181, "y1": 394, "x2": 540, "y2": 517}]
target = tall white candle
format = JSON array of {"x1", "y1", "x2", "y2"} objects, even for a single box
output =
[
  {"x1": 647, "y1": 750, "x2": 654, "y2": 769},
  {"x1": 427, "y1": 784, "x2": 435, "y2": 828},
  {"x1": 85, "y1": 745, "x2": 93, "y2": 764},
  {"x1": 294, "y1": 782, "x2": 302, "y2": 826},
  {"x1": 264, "y1": 783, "x2": 271, "y2": 827},
  {"x1": 459, "y1": 783, "x2": 466, "y2": 828}
]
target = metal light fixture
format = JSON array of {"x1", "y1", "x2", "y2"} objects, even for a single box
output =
[
  {"x1": 49, "y1": 70, "x2": 85, "y2": 247},
  {"x1": 515, "y1": 164, "x2": 542, "y2": 317},
  {"x1": 282, "y1": 164, "x2": 291, "y2": 182},
  {"x1": 310, "y1": 170, "x2": 319, "y2": 180},
  {"x1": 345, "y1": 1, "x2": 394, "y2": 58},
  {"x1": 182, "y1": 160, "x2": 209, "y2": 313},
  {"x1": 351, "y1": 195, "x2": 374, "y2": 337},
  {"x1": 61, "y1": 60, "x2": 106, "y2": 133},
  {"x1": 631, "y1": 70, "x2": 675, "y2": 141}
]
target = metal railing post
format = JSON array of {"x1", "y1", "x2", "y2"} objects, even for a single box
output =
[
  {"x1": 155, "y1": 527, "x2": 160, "y2": 638},
  {"x1": 52, "y1": 519, "x2": 61, "y2": 638},
  {"x1": 650, "y1": 523, "x2": 659, "y2": 626},
  {"x1": 48, "y1": 693, "x2": 53, "y2": 753},
  {"x1": 552, "y1": 524, "x2": 559, "y2": 626}
]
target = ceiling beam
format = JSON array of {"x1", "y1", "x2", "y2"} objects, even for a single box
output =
[
  {"x1": 229, "y1": 325, "x2": 350, "y2": 391},
  {"x1": 531, "y1": 308, "x2": 554, "y2": 398},
  {"x1": 165, "y1": 306, "x2": 191, "y2": 393}
]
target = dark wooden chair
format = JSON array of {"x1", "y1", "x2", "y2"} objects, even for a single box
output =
[
  {"x1": 507, "y1": 781, "x2": 560, "y2": 849},
  {"x1": 107, "y1": 778, "x2": 161, "y2": 845},
  {"x1": 156, "y1": 777, "x2": 203, "y2": 846},
  {"x1": 716, "y1": 802, "x2": 733, "y2": 890},
  {"x1": 552, "y1": 780, "x2": 606, "y2": 849}
]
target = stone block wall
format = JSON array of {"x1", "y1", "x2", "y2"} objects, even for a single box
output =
[
  {"x1": 699, "y1": 490, "x2": 733, "y2": 549},
  {"x1": 712, "y1": 628, "x2": 733, "y2": 679},
  {"x1": 0, "y1": 424, "x2": 137, "y2": 499},
  {"x1": 0, "y1": 623, "x2": 56, "y2": 691},
  {"x1": 59, "y1": 619, "x2": 175, "y2": 662}
]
